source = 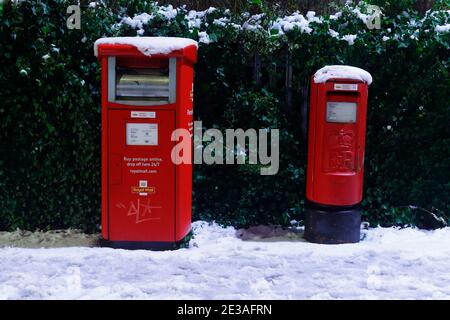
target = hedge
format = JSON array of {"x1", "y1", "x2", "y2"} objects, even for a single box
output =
[{"x1": 0, "y1": 0, "x2": 449, "y2": 232}]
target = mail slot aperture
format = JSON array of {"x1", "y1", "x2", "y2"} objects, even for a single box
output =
[{"x1": 107, "y1": 55, "x2": 177, "y2": 106}]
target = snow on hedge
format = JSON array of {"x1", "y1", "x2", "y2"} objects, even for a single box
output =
[
  {"x1": 270, "y1": 11, "x2": 316, "y2": 35},
  {"x1": 89, "y1": 1, "x2": 450, "y2": 49},
  {"x1": 435, "y1": 24, "x2": 450, "y2": 33},
  {"x1": 94, "y1": 37, "x2": 197, "y2": 56}
]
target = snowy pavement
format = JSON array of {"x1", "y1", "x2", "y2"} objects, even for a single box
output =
[{"x1": 1, "y1": 221, "x2": 450, "y2": 299}]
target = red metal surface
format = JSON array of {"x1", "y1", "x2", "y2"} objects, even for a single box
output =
[
  {"x1": 99, "y1": 41, "x2": 196, "y2": 242},
  {"x1": 101, "y1": 57, "x2": 108, "y2": 239},
  {"x1": 175, "y1": 59, "x2": 194, "y2": 241},
  {"x1": 306, "y1": 78, "x2": 368, "y2": 206},
  {"x1": 108, "y1": 110, "x2": 175, "y2": 241}
]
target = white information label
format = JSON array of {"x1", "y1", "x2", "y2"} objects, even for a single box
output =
[
  {"x1": 126, "y1": 123, "x2": 158, "y2": 146},
  {"x1": 131, "y1": 111, "x2": 156, "y2": 118},
  {"x1": 326, "y1": 102, "x2": 357, "y2": 123},
  {"x1": 334, "y1": 83, "x2": 358, "y2": 91}
]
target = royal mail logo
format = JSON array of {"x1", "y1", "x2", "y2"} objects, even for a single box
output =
[
  {"x1": 131, "y1": 180, "x2": 155, "y2": 195},
  {"x1": 131, "y1": 186, "x2": 155, "y2": 194}
]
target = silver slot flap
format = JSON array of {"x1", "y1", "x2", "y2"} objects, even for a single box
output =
[{"x1": 116, "y1": 68, "x2": 169, "y2": 101}]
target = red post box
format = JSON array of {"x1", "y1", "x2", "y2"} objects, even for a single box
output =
[
  {"x1": 305, "y1": 65, "x2": 372, "y2": 244},
  {"x1": 95, "y1": 37, "x2": 197, "y2": 249}
]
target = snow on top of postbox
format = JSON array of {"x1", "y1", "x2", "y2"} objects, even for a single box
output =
[
  {"x1": 94, "y1": 37, "x2": 198, "y2": 57},
  {"x1": 313, "y1": 65, "x2": 373, "y2": 85}
]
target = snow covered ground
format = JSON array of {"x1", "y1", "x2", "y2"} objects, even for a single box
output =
[{"x1": 1, "y1": 221, "x2": 450, "y2": 299}]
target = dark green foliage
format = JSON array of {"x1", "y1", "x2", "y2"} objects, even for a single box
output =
[
  {"x1": 0, "y1": 0, "x2": 116, "y2": 231},
  {"x1": 0, "y1": 0, "x2": 449, "y2": 231}
]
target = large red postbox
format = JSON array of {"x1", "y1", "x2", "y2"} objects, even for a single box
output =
[
  {"x1": 304, "y1": 65, "x2": 372, "y2": 244},
  {"x1": 95, "y1": 37, "x2": 197, "y2": 249}
]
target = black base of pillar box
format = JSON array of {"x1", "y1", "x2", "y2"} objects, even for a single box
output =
[
  {"x1": 304, "y1": 201, "x2": 361, "y2": 244},
  {"x1": 100, "y1": 238, "x2": 185, "y2": 251}
]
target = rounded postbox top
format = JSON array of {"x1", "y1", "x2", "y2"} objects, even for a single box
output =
[
  {"x1": 313, "y1": 65, "x2": 372, "y2": 85},
  {"x1": 94, "y1": 36, "x2": 198, "y2": 63}
]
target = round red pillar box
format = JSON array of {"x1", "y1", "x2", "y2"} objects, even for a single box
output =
[
  {"x1": 94, "y1": 37, "x2": 197, "y2": 250},
  {"x1": 305, "y1": 65, "x2": 372, "y2": 244}
]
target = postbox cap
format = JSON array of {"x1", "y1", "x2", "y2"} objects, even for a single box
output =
[
  {"x1": 94, "y1": 36, "x2": 198, "y2": 63},
  {"x1": 313, "y1": 65, "x2": 372, "y2": 85}
]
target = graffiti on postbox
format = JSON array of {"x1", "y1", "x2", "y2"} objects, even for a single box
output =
[{"x1": 126, "y1": 199, "x2": 161, "y2": 224}]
